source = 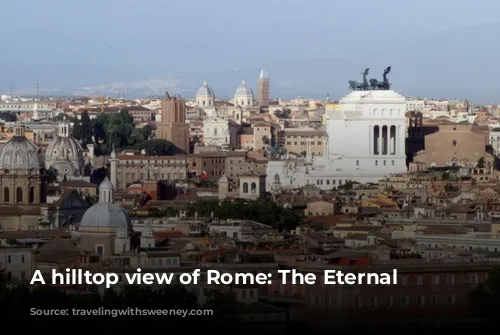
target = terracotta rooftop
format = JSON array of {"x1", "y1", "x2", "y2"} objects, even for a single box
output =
[{"x1": 59, "y1": 180, "x2": 97, "y2": 188}]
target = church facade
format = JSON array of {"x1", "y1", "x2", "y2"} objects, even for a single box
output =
[{"x1": 267, "y1": 76, "x2": 408, "y2": 191}]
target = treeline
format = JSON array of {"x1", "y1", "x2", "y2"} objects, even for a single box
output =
[
  {"x1": 187, "y1": 198, "x2": 304, "y2": 231},
  {"x1": 58, "y1": 110, "x2": 177, "y2": 155}
]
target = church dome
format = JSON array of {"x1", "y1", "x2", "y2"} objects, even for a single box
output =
[
  {"x1": 196, "y1": 80, "x2": 215, "y2": 107},
  {"x1": 234, "y1": 80, "x2": 253, "y2": 97},
  {"x1": 80, "y1": 203, "x2": 132, "y2": 229},
  {"x1": 0, "y1": 123, "x2": 44, "y2": 171},
  {"x1": 45, "y1": 120, "x2": 85, "y2": 177},
  {"x1": 233, "y1": 80, "x2": 254, "y2": 107},
  {"x1": 196, "y1": 80, "x2": 215, "y2": 98},
  {"x1": 80, "y1": 178, "x2": 132, "y2": 230}
]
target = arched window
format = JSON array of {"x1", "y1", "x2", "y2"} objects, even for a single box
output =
[
  {"x1": 3, "y1": 187, "x2": 9, "y2": 203},
  {"x1": 29, "y1": 187, "x2": 35, "y2": 204},
  {"x1": 251, "y1": 182, "x2": 257, "y2": 193},
  {"x1": 243, "y1": 182, "x2": 249, "y2": 193},
  {"x1": 16, "y1": 187, "x2": 23, "y2": 203}
]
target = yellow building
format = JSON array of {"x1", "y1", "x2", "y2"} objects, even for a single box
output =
[
  {"x1": 323, "y1": 103, "x2": 342, "y2": 124},
  {"x1": 0, "y1": 129, "x2": 35, "y2": 144},
  {"x1": 361, "y1": 193, "x2": 398, "y2": 208},
  {"x1": 282, "y1": 127, "x2": 327, "y2": 156},
  {"x1": 325, "y1": 103, "x2": 342, "y2": 111}
]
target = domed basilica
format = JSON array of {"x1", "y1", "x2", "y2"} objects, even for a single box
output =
[
  {"x1": 0, "y1": 123, "x2": 46, "y2": 204},
  {"x1": 0, "y1": 123, "x2": 48, "y2": 229},
  {"x1": 233, "y1": 80, "x2": 254, "y2": 107},
  {"x1": 45, "y1": 118, "x2": 85, "y2": 179},
  {"x1": 77, "y1": 177, "x2": 136, "y2": 257}
]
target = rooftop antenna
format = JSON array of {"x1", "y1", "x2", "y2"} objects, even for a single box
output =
[{"x1": 9, "y1": 82, "x2": 13, "y2": 98}]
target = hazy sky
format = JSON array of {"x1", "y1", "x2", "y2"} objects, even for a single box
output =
[{"x1": 1, "y1": 0, "x2": 500, "y2": 101}]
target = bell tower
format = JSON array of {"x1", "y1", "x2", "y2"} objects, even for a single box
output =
[{"x1": 257, "y1": 63, "x2": 270, "y2": 107}]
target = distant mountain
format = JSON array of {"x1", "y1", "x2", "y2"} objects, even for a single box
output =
[
  {"x1": 9, "y1": 23, "x2": 500, "y2": 102},
  {"x1": 71, "y1": 77, "x2": 186, "y2": 98},
  {"x1": 9, "y1": 77, "x2": 186, "y2": 99}
]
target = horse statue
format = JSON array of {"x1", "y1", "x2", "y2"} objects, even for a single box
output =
[
  {"x1": 349, "y1": 66, "x2": 392, "y2": 91},
  {"x1": 360, "y1": 68, "x2": 370, "y2": 90},
  {"x1": 369, "y1": 78, "x2": 380, "y2": 90},
  {"x1": 348, "y1": 80, "x2": 359, "y2": 90},
  {"x1": 380, "y1": 66, "x2": 392, "y2": 90},
  {"x1": 266, "y1": 143, "x2": 287, "y2": 159}
]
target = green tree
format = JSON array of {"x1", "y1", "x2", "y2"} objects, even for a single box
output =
[
  {"x1": 477, "y1": 157, "x2": 485, "y2": 169},
  {"x1": 91, "y1": 110, "x2": 135, "y2": 152},
  {"x1": 274, "y1": 108, "x2": 291, "y2": 119},
  {"x1": 187, "y1": 198, "x2": 303, "y2": 231},
  {"x1": 469, "y1": 266, "x2": 500, "y2": 319},
  {"x1": 80, "y1": 110, "x2": 93, "y2": 145},
  {"x1": 107, "y1": 110, "x2": 135, "y2": 151},
  {"x1": 70, "y1": 111, "x2": 97, "y2": 147},
  {"x1": 92, "y1": 118, "x2": 106, "y2": 144},
  {"x1": 141, "y1": 125, "x2": 153, "y2": 140},
  {"x1": 338, "y1": 180, "x2": 358, "y2": 190},
  {"x1": 132, "y1": 139, "x2": 178, "y2": 155},
  {"x1": 0, "y1": 111, "x2": 18, "y2": 122}
]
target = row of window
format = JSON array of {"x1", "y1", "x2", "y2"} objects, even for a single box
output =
[
  {"x1": 316, "y1": 179, "x2": 345, "y2": 186},
  {"x1": 285, "y1": 135, "x2": 323, "y2": 139},
  {"x1": 286, "y1": 141, "x2": 323, "y2": 145},
  {"x1": 396, "y1": 274, "x2": 474, "y2": 285},
  {"x1": 149, "y1": 258, "x2": 179, "y2": 266},
  {"x1": 309, "y1": 294, "x2": 456, "y2": 308},
  {"x1": 2, "y1": 187, "x2": 36, "y2": 203},
  {"x1": 242, "y1": 182, "x2": 258, "y2": 193},
  {"x1": 120, "y1": 160, "x2": 187, "y2": 164},
  {"x1": 373, "y1": 160, "x2": 396, "y2": 166},
  {"x1": 6, "y1": 255, "x2": 26, "y2": 263},
  {"x1": 120, "y1": 173, "x2": 185, "y2": 180}
]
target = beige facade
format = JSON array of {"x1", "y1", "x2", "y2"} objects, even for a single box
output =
[
  {"x1": 282, "y1": 128, "x2": 327, "y2": 156},
  {"x1": 0, "y1": 168, "x2": 45, "y2": 205},
  {"x1": 115, "y1": 153, "x2": 188, "y2": 190},
  {"x1": 0, "y1": 101, "x2": 58, "y2": 112},
  {"x1": 0, "y1": 208, "x2": 41, "y2": 231},
  {"x1": 252, "y1": 122, "x2": 272, "y2": 151},
  {"x1": 305, "y1": 200, "x2": 335, "y2": 216},
  {"x1": 183, "y1": 152, "x2": 227, "y2": 181},
  {"x1": 414, "y1": 124, "x2": 492, "y2": 168},
  {"x1": 128, "y1": 107, "x2": 152, "y2": 123},
  {"x1": 239, "y1": 172, "x2": 266, "y2": 200},
  {"x1": 239, "y1": 132, "x2": 254, "y2": 150},
  {"x1": 225, "y1": 152, "x2": 267, "y2": 184},
  {"x1": 182, "y1": 151, "x2": 267, "y2": 183}
]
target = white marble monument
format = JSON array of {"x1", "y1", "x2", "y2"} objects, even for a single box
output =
[{"x1": 267, "y1": 67, "x2": 408, "y2": 191}]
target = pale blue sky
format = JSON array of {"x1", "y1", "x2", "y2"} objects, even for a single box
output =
[{"x1": 1, "y1": 0, "x2": 499, "y2": 101}]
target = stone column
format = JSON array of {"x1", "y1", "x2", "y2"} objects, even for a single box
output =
[
  {"x1": 110, "y1": 158, "x2": 118, "y2": 191},
  {"x1": 378, "y1": 126, "x2": 383, "y2": 155},
  {"x1": 392, "y1": 126, "x2": 397, "y2": 155},
  {"x1": 369, "y1": 125, "x2": 372, "y2": 155},
  {"x1": 389, "y1": 125, "x2": 394, "y2": 155}
]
